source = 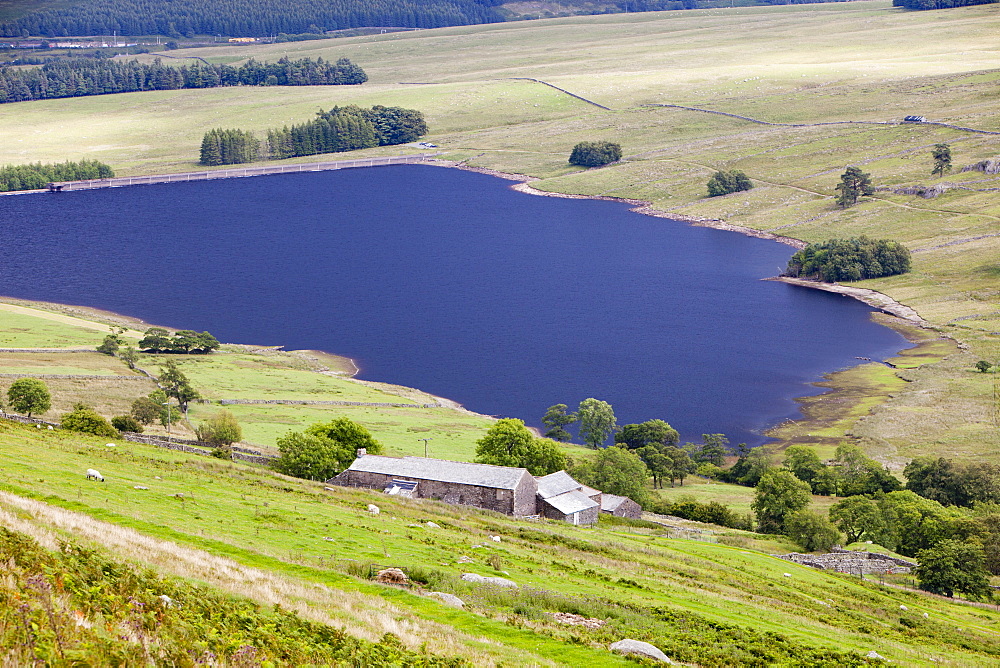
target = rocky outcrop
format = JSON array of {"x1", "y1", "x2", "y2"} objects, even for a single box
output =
[
  {"x1": 428, "y1": 592, "x2": 465, "y2": 608},
  {"x1": 375, "y1": 568, "x2": 409, "y2": 585},
  {"x1": 460, "y1": 573, "x2": 518, "y2": 588},
  {"x1": 962, "y1": 159, "x2": 1000, "y2": 174},
  {"x1": 610, "y1": 639, "x2": 673, "y2": 663}
]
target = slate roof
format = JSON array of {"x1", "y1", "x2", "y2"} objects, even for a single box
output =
[
  {"x1": 346, "y1": 455, "x2": 530, "y2": 490},
  {"x1": 580, "y1": 485, "x2": 602, "y2": 499},
  {"x1": 535, "y1": 470, "x2": 583, "y2": 499},
  {"x1": 544, "y1": 489, "x2": 599, "y2": 516},
  {"x1": 600, "y1": 493, "x2": 630, "y2": 512}
]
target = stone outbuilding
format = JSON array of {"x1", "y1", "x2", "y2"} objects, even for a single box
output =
[
  {"x1": 535, "y1": 470, "x2": 600, "y2": 525},
  {"x1": 327, "y1": 454, "x2": 537, "y2": 516},
  {"x1": 600, "y1": 493, "x2": 642, "y2": 520}
]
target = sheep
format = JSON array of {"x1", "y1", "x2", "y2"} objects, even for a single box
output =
[
  {"x1": 86, "y1": 469, "x2": 104, "y2": 482},
  {"x1": 367, "y1": 504, "x2": 380, "y2": 516},
  {"x1": 491, "y1": 535, "x2": 502, "y2": 543}
]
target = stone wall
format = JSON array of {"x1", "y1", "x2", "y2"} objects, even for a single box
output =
[
  {"x1": 780, "y1": 550, "x2": 915, "y2": 575},
  {"x1": 220, "y1": 398, "x2": 441, "y2": 408}
]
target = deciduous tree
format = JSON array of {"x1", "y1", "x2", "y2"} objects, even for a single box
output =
[
  {"x1": 157, "y1": 360, "x2": 199, "y2": 412},
  {"x1": 615, "y1": 419, "x2": 679, "y2": 450},
  {"x1": 130, "y1": 395, "x2": 163, "y2": 425},
  {"x1": 706, "y1": 169, "x2": 753, "y2": 197},
  {"x1": 830, "y1": 496, "x2": 884, "y2": 544},
  {"x1": 541, "y1": 404, "x2": 577, "y2": 442},
  {"x1": 783, "y1": 445, "x2": 826, "y2": 492},
  {"x1": 577, "y1": 398, "x2": 617, "y2": 448},
  {"x1": 195, "y1": 409, "x2": 243, "y2": 446},
  {"x1": 785, "y1": 509, "x2": 842, "y2": 552},
  {"x1": 916, "y1": 539, "x2": 992, "y2": 600},
  {"x1": 569, "y1": 141, "x2": 622, "y2": 168},
  {"x1": 752, "y1": 469, "x2": 811, "y2": 534},
  {"x1": 475, "y1": 418, "x2": 567, "y2": 475},
  {"x1": 6, "y1": 378, "x2": 50, "y2": 417},
  {"x1": 61, "y1": 403, "x2": 118, "y2": 438},
  {"x1": 573, "y1": 445, "x2": 649, "y2": 506}
]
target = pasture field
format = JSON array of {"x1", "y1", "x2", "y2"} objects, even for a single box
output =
[
  {"x1": 0, "y1": 2, "x2": 997, "y2": 465},
  {"x1": 2, "y1": 418, "x2": 999, "y2": 666},
  {"x1": 0, "y1": 299, "x2": 521, "y2": 460}
]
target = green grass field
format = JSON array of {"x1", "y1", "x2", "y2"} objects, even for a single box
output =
[
  {"x1": 2, "y1": 418, "x2": 999, "y2": 666},
  {"x1": 1, "y1": 2, "x2": 997, "y2": 468},
  {"x1": 1, "y1": 0, "x2": 999, "y2": 518}
]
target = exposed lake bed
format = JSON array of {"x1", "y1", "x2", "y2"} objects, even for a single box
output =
[{"x1": 0, "y1": 164, "x2": 911, "y2": 445}]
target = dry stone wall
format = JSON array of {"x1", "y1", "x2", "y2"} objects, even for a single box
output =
[{"x1": 780, "y1": 549, "x2": 914, "y2": 575}]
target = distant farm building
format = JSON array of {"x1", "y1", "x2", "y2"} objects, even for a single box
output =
[
  {"x1": 328, "y1": 454, "x2": 537, "y2": 516},
  {"x1": 328, "y1": 453, "x2": 606, "y2": 524},
  {"x1": 600, "y1": 493, "x2": 642, "y2": 520},
  {"x1": 228, "y1": 37, "x2": 258, "y2": 43},
  {"x1": 535, "y1": 470, "x2": 600, "y2": 525}
]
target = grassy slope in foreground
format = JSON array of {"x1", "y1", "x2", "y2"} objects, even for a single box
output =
[
  {"x1": 2, "y1": 419, "x2": 1000, "y2": 666},
  {"x1": 0, "y1": 1, "x2": 996, "y2": 463}
]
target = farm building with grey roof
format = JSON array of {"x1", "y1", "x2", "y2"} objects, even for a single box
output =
[
  {"x1": 328, "y1": 453, "x2": 608, "y2": 524},
  {"x1": 328, "y1": 454, "x2": 537, "y2": 516}
]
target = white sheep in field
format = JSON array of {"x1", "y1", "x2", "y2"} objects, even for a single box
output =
[
  {"x1": 86, "y1": 469, "x2": 104, "y2": 482},
  {"x1": 367, "y1": 504, "x2": 380, "y2": 516}
]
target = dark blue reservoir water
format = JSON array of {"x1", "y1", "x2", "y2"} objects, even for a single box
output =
[{"x1": 0, "y1": 165, "x2": 907, "y2": 445}]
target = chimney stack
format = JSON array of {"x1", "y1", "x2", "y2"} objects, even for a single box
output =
[{"x1": 357, "y1": 448, "x2": 367, "y2": 458}]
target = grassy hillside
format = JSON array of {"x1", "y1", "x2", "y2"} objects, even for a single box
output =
[
  {"x1": 2, "y1": 419, "x2": 999, "y2": 665},
  {"x1": 0, "y1": 2, "x2": 997, "y2": 464},
  {"x1": 0, "y1": 298, "x2": 533, "y2": 460}
]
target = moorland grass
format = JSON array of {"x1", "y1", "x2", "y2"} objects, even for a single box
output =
[
  {"x1": 1, "y1": 419, "x2": 998, "y2": 665},
  {"x1": 0, "y1": 2, "x2": 998, "y2": 463}
]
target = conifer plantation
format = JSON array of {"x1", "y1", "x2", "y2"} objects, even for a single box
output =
[
  {"x1": 199, "y1": 129, "x2": 261, "y2": 166},
  {"x1": 266, "y1": 106, "x2": 428, "y2": 159},
  {"x1": 0, "y1": 160, "x2": 113, "y2": 191},
  {"x1": 0, "y1": 57, "x2": 366, "y2": 104},
  {"x1": 199, "y1": 106, "x2": 427, "y2": 164}
]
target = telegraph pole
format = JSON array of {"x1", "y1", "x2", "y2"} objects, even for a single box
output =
[{"x1": 419, "y1": 438, "x2": 431, "y2": 457}]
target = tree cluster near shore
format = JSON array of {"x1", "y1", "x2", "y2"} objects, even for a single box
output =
[
  {"x1": 568, "y1": 141, "x2": 622, "y2": 168},
  {"x1": 892, "y1": 0, "x2": 996, "y2": 9},
  {"x1": 706, "y1": 169, "x2": 753, "y2": 197},
  {"x1": 200, "y1": 105, "x2": 428, "y2": 165},
  {"x1": 0, "y1": 56, "x2": 366, "y2": 104},
  {"x1": 266, "y1": 105, "x2": 428, "y2": 159},
  {"x1": 200, "y1": 129, "x2": 260, "y2": 166},
  {"x1": 138, "y1": 327, "x2": 220, "y2": 354},
  {"x1": 0, "y1": 160, "x2": 113, "y2": 191},
  {"x1": 784, "y1": 236, "x2": 911, "y2": 282}
]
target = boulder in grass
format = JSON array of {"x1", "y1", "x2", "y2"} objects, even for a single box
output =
[
  {"x1": 866, "y1": 650, "x2": 885, "y2": 660},
  {"x1": 610, "y1": 639, "x2": 673, "y2": 664},
  {"x1": 375, "y1": 568, "x2": 409, "y2": 585},
  {"x1": 429, "y1": 592, "x2": 465, "y2": 608},
  {"x1": 461, "y1": 573, "x2": 518, "y2": 588}
]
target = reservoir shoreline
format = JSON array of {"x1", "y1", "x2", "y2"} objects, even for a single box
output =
[
  {"x1": 434, "y1": 158, "x2": 927, "y2": 329},
  {"x1": 3, "y1": 156, "x2": 928, "y2": 444}
]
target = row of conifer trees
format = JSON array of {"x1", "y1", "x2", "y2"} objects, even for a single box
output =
[
  {"x1": 0, "y1": 159, "x2": 113, "y2": 191},
  {"x1": 200, "y1": 105, "x2": 428, "y2": 165},
  {"x1": 0, "y1": 56, "x2": 365, "y2": 104}
]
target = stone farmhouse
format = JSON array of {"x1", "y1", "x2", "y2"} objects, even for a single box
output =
[
  {"x1": 328, "y1": 453, "x2": 614, "y2": 525},
  {"x1": 535, "y1": 470, "x2": 601, "y2": 525},
  {"x1": 600, "y1": 493, "x2": 642, "y2": 520}
]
